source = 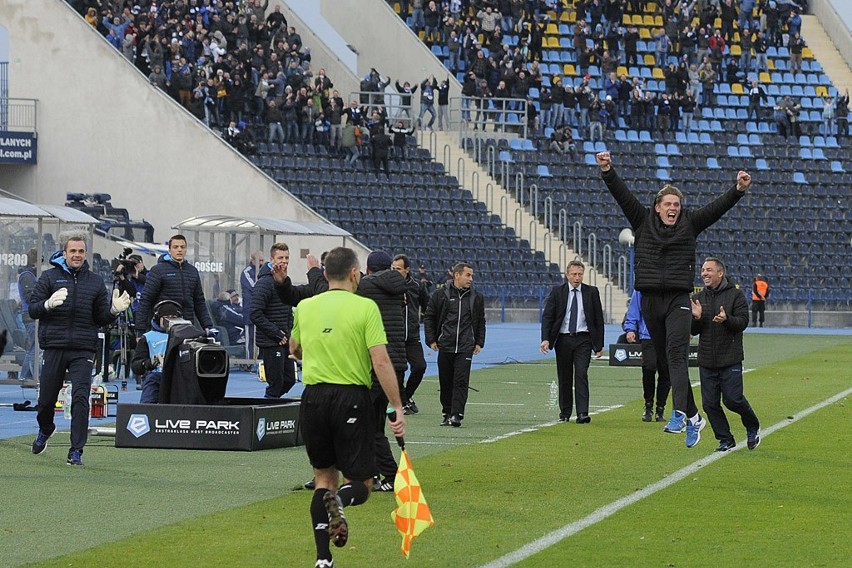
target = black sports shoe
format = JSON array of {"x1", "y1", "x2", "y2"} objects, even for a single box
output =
[
  {"x1": 304, "y1": 478, "x2": 316, "y2": 490},
  {"x1": 655, "y1": 406, "x2": 666, "y2": 422},
  {"x1": 323, "y1": 491, "x2": 348, "y2": 548},
  {"x1": 375, "y1": 477, "x2": 394, "y2": 492},
  {"x1": 747, "y1": 429, "x2": 761, "y2": 450},
  {"x1": 715, "y1": 439, "x2": 736, "y2": 452},
  {"x1": 449, "y1": 415, "x2": 462, "y2": 427},
  {"x1": 32, "y1": 426, "x2": 55, "y2": 455},
  {"x1": 407, "y1": 400, "x2": 419, "y2": 414},
  {"x1": 66, "y1": 448, "x2": 83, "y2": 466},
  {"x1": 642, "y1": 403, "x2": 653, "y2": 422},
  {"x1": 440, "y1": 414, "x2": 450, "y2": 426}
]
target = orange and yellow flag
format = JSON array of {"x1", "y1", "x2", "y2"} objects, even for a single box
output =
[{"x1": 391, "y1": 449, "x2": 434, "y2": 558}]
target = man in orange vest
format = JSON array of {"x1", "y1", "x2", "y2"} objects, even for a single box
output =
[{"x1": 751, "y1": 274, "x2": 770, "y2": 327}]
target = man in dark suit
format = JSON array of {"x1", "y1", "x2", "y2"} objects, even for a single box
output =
[{"x1": 540, "y1": 260, "x2": 605, "y2": 424}]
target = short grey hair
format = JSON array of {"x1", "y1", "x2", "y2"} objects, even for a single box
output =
[{"x1": 59, "y1": 230, "x2": 89, "y2": 251}]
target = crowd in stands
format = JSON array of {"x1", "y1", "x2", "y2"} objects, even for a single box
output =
[{"x1": 391, "y1": 0, "x2": 848, "y2": 141}]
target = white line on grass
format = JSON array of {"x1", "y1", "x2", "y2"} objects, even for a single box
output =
[
  {"x1": 480, "y1": 405, "x2": 624, "y2": 444},
  {"x1": 479, "y1": 387, "x2": 852, "y2": 568}
]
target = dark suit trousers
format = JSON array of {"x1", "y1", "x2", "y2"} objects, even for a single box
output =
[
  {"x1": 37, "y1": 349, "x2": 94, "y2": 451},
  {"x1": 555, "y1": 333, "x2": 592, "y2": 418},
  {"x1": 261, "y1": 346, "x2": 296, "y2": 398},
  {"x1": 700, "y1": 364, "x2": 760, "y2": 442},
  {"x1": 402, "y1": 339, "x2": 427, "y2": 403},
  {"x1": 437, "y1": 351, "x2": 472, "y2": 417},
  {"x1": 641, "y1": 291, "x2": 698, "y2": 417}
]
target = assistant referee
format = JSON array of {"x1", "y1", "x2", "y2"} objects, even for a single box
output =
[{"x1": 288, "y1": 247, "x2": 405, "y2": 568}]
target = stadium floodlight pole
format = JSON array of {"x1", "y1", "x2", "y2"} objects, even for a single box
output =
[{"x1": 619, "y1": 228, "x2": 635, "y2": 295}]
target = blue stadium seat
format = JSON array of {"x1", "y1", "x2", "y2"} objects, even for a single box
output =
[
  {"x1": 688, "y1": 132, "x2": 701, "y2": 144},
  {"x1": 727, "y1": 146, "x2": 740, "y2": 158},
  {"x1": 499, "y1": 151, "x2": 514, "y2": 163},
  {"x1": 799, "y1": 135, "x2": 812, "y2": 147},
  {"x1": 825, "y1": 136, "x2": 840, "y2": 148},
  {"x1": 522, "y1": 139, "x2": 536, "y2": 151},
  {"x1": 675, "y1": 132, "x2": 688, "y2": 144},
  {"x1": 654, "y1": 143, "x2": 667, "y2": 154},
  {"x1": 738, "y1": 145, "x2": 753, "y2": 158},
  {"x1": 656, "y1": 156, "x2": 672, "y2": 168},
  {"x1": 792, "y1": 171, "x2": 808, "y2": 184},
  {"x1": 594, "y1": 141, "x2": 607, "y2": 152},
  {"x1": 707, "y1": 157, "x2": 721, "y2": 169},
  {"x1": 736, "y1": 133, "x2": 750, "y2": 145},
  {"x1": 830, "y1": 160, "x2": 845, "y2": 172},
  {"x1": 584, "y1": 153, "x2": 597, "y2": 166},
  {"x1": 627, "y1": 130, "x2": 640, "y2": 142},
  {"x1": 666, "y1": 143, "x2": 681, "y2": 156},
  {"x1": 812, "y1": 148, "x2": 827, "y2": 160},
  {"x1": 615, "y1": 130, "x2": 628, "y2": 142},
  {"x1": 537, "y1": 164, "x2": 553, "y2": 177},
  {"x1": 699, "y1": 132, "x2": 713, "y2": 144},
  {"x1": 655, "y1": 168, "x2": 671, "y2": 181},
  {"x1": 755, "y1": 158, "x2": 769, "y2": 171},
  {"x1": 639, "y1": 131, "x2": 652, "y2": 142},
  {"x1": 748, "y1": 134, "x2": 761, "y2": 145}
]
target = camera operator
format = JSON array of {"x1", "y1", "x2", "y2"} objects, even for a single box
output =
[{"x1": 110, "y1": 249, "x2": 142, "y2": 388}]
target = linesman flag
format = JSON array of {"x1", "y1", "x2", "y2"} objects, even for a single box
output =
[{"x1": 391, "y1": 448, "x2": 434, "y2": 558}]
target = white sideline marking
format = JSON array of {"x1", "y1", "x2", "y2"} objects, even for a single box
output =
[
  {"x1": 480, "y1": 405, "x2": 624, "y2": 444},
  {"x1": 480, "y1": 387, "x2": 852, "y2": 568}
]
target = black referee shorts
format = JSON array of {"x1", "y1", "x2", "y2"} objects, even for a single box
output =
[{"x1": 300, "y1": 383, "x2": 376, "y2": 482}]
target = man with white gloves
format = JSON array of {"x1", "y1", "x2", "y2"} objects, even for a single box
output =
[{"x1": 27, "y1": 233, "x2": 128, "y2": 466}]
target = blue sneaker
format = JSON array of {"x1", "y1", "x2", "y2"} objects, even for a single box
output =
[
  {"x1": 32, "y1": 427, "x2": 55, "y2": 455},
  {"x1": 67, "y1": 449, "x2": 83, "y2": 466},
  {"x1": 663, "y1": 410, "x2": 686, "y2": 433},
  {"x1": 685, "y1": 415, "x2": 706, "y2": 448},
  {"x1": 747, "y1": 429, "x2": 761, "y2": 450}
]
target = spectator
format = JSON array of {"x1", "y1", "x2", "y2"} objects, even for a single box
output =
[
  {"x1": 836, "y1": 90, "x2": 850, "y2": 139},
  {"x1": 437, "y1": 78, "x2": 450, "y2": 131},
  {"x1": 341, "y1": 120, "x2": 360, "y2": 168},
  {"x1": 747, "y1": 80, "x2": 768, "y2": 123},
  {"x1": 370, "y1": 125, "x2": 392, "y2": 177},
  {"x1": 548, "y1": 125, "x2": 576, "y2": 156},
  {"x1": 789, "y1": 32, "x2": 806, "y2": 74}
]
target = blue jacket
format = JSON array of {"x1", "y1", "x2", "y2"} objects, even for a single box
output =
[
  {"x1": 135, "y1": 254, "x2": 213, "y2": 335},
  {"x1": 240, "y1": 263, "x2": 259, "y2": 324},
  {"x1": 28, "y1": 251, "x2": 115, "y2": 350},
  {"x1": 623, "y1": 290, "x2": 651, "y2": 340}
]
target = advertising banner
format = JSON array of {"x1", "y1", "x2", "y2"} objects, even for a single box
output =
[
  {"x1": 0, "y1": 131, "x2": 37, "y2": 164},
  {"x1": 608, "y1": 343, "x2": 699, "y2": 367},
  {"x1": 115, "y1": 398, "x2": 302, "y2": 451}
]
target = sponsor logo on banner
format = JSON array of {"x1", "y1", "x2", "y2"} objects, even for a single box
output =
[
  {"x1": 259, "y1": 419, "x2": 297, "y2": 438},
  {"x1": 614, "y1": 349, "x2": 627, "y2": 362},
  {"x1": 256, "y1": 417, "x2": 266, "y2": 441},
  {"x1": 127, "y1": 414, "x2": 151, "y2": 438},
  {"x1": 148, "y1": 418, "x2": 240, "y2": 435},
  {"x1": 0, "y1": 131, "x2": 37, "y2": 164}
]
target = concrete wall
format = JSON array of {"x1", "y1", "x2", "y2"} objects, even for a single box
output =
[
  {"x1": 0, "y1": 0, "x2": 369, "y2": 276},
  {"x1": 812, "y1": 0, "x2": 852, "y2": 69},
  {"x1": 319, "y1": 0, "x2": 461, "y2": 100}
]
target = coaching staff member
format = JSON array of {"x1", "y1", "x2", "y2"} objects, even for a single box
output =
[
  {"x1": 135, "y1": 234, "x2": 214, "y2": 336},
  {"x1": 423, "y1": 262, "x2": 486, "y2": 427},
  {"x1": 250, "y1": 243, "x2": 317, "y2": 398},
  {"x1": 29, "y1": 233, "x2": 131, "y2": 466},
  {"x1": 540, "y1": 260, "x2": 604, "y2": 424},
  {"x1": 596, "y1": 151, "x2": 751, "y2": 448},
  {"x1": 288, "y1": 247, "x2": 405, "y2": 568},
  {"x1": 691, "y1": 257, "x2": 761, "y2": 452}
]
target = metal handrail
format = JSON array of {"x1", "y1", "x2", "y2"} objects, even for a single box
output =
[
  {"x1": 471, "y1": 170, "x2": 479, "y2": 200},
  {"x1": 587, "y1": 232, "x2": 598, "y2": 286},
  {"x1": 486, "y1": 182, "x2": 494, "y2": 207},
  {"x1": 617, "y1": 254, "x2": 628, "y2": 292},
  {"x1": 558, "y1": 243, "x2": 568, "y2": 268},
  {"x1": 514, "y1": 207, "x2": 523, "y2": 238},
  {"x1": 529, "y1": 184, "x2": 539, "y2": 219},
  {"x1": 528, "y1": 219, "x2": 537, "y2": 248},
  {"x1": 499, "y1": 194, "x2": 508, "y2": 222},
  {"x1": 603, "y1": 282, "x2": 614, "y2": 324},
  {"x1": 515, "y1": 172, "x2": 524, "y2": 206},
  {"x1": 486, "y1": 145, "x2": 496, "y2": 178},
  {"x1": 543, "y1": 196, "x2": 554, "y2": 232},
  {"x1": 0, "y1": 97, "x2": 38, "y2": 134},
  {"x1": 443, "y1": 143, "x2": 452, "y2": 169},
  {"x1": 543, "y1": 231, "x2": 552, "y2": 261},
  {"x1": 574, "y1": 220, "x2": 584, "y2": 257},
  {"x1": 602, "y1": 243, "x2": 612, "y2": 280},
  {"x1": 558, "y1": 208, "x2": 570, "y2": 243}
]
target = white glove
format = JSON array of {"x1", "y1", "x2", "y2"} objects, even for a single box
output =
[
  {"x1": 45, "y1": 288, "x2": 68, "y2": 310},
  {"x1": 110, "y1": 289, "x2": 132, "y2": 315}
]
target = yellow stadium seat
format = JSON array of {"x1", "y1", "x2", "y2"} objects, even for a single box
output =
[
  {"x1": 616, "y1": 65, "x2": 629, "y2": 77},
  {"x1": 644, "y1": 53, "x2": 656, "y2": 66},
  {"x1": 639, "y1": 28, "x2": 651, "y2": 39},
  {"x1": 714, "y1": 18, "x2": 721, "y2": 28},
  {"x1": 730, "y1": 45, "x2": 742, "y2": 56},
  {"x1": 731, "y1": 83, "x2": 744, "y2": 94},
  {"x1": 564, "y1": 64, "x2": 576, "y2": 76},
  {"x1": 816, "y1": 86, "x2": 828, "y2": 97},
  {"x1": 547, "y1": 37, "x2": 560, "y2": 48},
  {"x1": 644, "y1": 2, "x2": 657, "y2": 12},
  {"x1": 547, "y1": 11, "x2": 557, "y2": 20},
  {"x1": 546, "y1": 23, "x2": 558, "y2": 35},
  {"x1": 654, "y1": 16, "x2": 663, "y2": 27},
  {"x1": 767, "y1": 59, "x2": 775, "y2": 70},
  {"x1": 419, "y1": 31, "x2": 426, "y2": 40},
  {"x1": 643, "y1": 15, "x2": 655, "y2": 26},
  {"x1": 632, "y1": 14, "x2": 643, "y2": 26},
  {"x1": 652, "y1": 67, "x2": 665, "y2": 79},
  {"x1": 394, "y1": 3, "x2": 400, "y2": 13},
  {"x1": 733, "y1": 32, "x2": 740, "y2": 43},
  {"x1": 802, "y1": 47, "x2": 814, "y2": 59},
  {"x1": 759, "y1": 72, "x2": 771, "y2": 83},
  {"x1": 622, "y1": 14, "x2": 631, "y2": 25}
]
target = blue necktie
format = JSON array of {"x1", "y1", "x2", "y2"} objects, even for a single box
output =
[{"x1": 568, "y1": 288, "x2": 578, "y2": 334}]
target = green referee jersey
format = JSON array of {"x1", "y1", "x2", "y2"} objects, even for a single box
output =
[{"x1": 291, "y1": 289, "x2": 388, "y2": 387}]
